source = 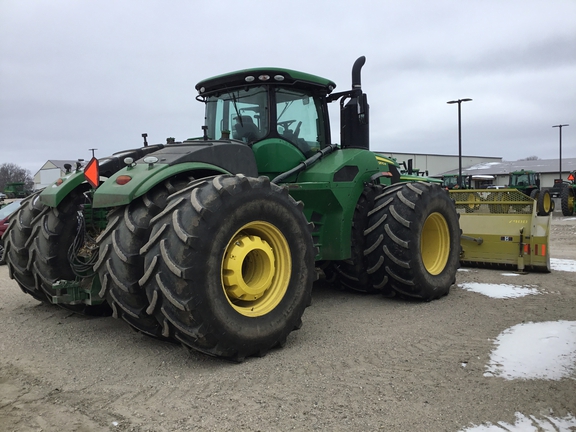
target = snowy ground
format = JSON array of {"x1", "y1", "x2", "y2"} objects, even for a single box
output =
[{"x1": 459, "y1": 258, "x2": 576, "y2": 431}]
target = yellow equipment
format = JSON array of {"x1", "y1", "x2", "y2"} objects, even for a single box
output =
[{"x1": 450, "y1": 189, "x2": 551, "y2": 272}]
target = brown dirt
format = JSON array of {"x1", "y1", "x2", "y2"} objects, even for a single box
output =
[{"x1": 1, "y1": 216, "x2": 575, "y2": 431}]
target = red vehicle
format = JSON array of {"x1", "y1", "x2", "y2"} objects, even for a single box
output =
[{"x1": 0, "y1": 199, "x2": 22, "y2": 264}]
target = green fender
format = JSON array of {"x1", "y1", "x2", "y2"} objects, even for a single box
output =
[
  {"x1": 92, "y1": 162, "x2": 229, "y2": 208},
  {"x1": 39, "y1": 170, "x2": 87, "y2": 208}
]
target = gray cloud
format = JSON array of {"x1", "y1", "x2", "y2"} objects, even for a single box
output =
[{"x1": 1, "y1": 0, "x2": 574, "y2": 174}]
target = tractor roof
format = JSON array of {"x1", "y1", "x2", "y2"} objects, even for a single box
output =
[{"x1": 196, "y1": 67, "x2": 336, "y2": 97}]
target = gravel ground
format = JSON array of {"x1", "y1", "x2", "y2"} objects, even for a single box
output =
[{"x1": 0, "y1": 215, "x2": 575, "y2": 432}]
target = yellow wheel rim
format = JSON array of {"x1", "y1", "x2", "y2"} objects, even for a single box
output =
[
  {"x1": 421, "y1": 212, "x2": 450, "y2": 275},
  {"x1": 542, "y1": 193, "x2": 551, "y2": 212},
  {"x1": 221, "y1": 221, "x2": 291, "y2": 317}
]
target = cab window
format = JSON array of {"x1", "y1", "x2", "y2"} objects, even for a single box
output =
[
  {"x1": 205, "y1": 86, "x2": 268, "y2": 143},
  {"x1": 275, "y1": 88, "x2": 324, "y2": 156}
]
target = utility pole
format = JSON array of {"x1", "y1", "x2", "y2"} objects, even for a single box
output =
[
  {"x1": 447, "y1": 98, "x2": 472, "y2": 187},
  {"x1": 552, "y1": 124, "x2": 569, "y2": 181}
]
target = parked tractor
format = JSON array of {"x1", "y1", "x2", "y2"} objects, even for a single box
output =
[
  {"x1": 507, "y1": 169, "x2": 552, "y2": 216},
  {"x1": 5, "y1": 57, "x2": 461, "y2": 361},
  {"x1": 442, "y1": 174, "x2": 470, "y2": 190},
  {"x1": 4, "y1": 182, "x2": 31, "y2": 199},
  {"x1": 560, "y1": 170, "x2": 576, "y2": 216}
]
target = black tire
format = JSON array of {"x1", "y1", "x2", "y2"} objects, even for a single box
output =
[
  {"x1": 94, "y1": 176, "x2": 192, "y2": 337},
  {"x1": 30, "y1": 187, "x2": 111, "y2": 316},
  {"x1": 561, "y1": 187, "x2": 574, "y2": 216},
  {"x1": 141, "y1": 175, "x2": 316, "y2": 361},
  {"x1": 3, "y1": 192, "x2": 51, "y2": 302},
  {"x1": 328, "y1": 184, "x2": 393, "y2": 294},
  {"x1": 365, "y1": 182, "x2": 460, "y2": 300},
  {"x1": 536, "y1": 189, "x2": 552, "y2": 216}
]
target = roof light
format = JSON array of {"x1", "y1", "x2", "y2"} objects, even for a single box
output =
[
  {"x1": 124, "y1": 157, "x2": 135, "y2": 169},
  {"x1": 274, "y1": 75, "x2": 285, "y2": 81},
  {"x1": 245, "y1": 76, "x2": 255, "y2": 83},
  {"x1": 258, "y1": 75, "x2": 270, "y2": 81},
  {"x1": 143, "y1": 156, "x2": 158, "y2": 169},
  {"x1": 199, "y1": 86, "x2": 205, "y2": 93},
  {"x1": 56, "y1": 178, "x2": 64, "y2": 186}
]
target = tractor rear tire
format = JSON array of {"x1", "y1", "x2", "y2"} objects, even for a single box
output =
[
  {"x1": 536, "y1": 189, "x2": 552, "y2": 216},
  {"x1": 95, "y1": 176, "x2": 192, "y2": 337},
  {"x1": 3, "y1": 192, "x2": 51, "y2": 302},
  {"x1": 328, "y1": 184, "x2": 393, "y2": 294},
  {"x1": 30, "y1": 187, "x2": 111, "y2": 316},
  {"x1": 140, "y1": 175, "x2": 316, "y2": 361},
  {"x1": 561, "y1": 187, "x2": 574, "y2": 216},
  {"x1": 365, "y1": 182, "x2": 460, "y2": 300}
]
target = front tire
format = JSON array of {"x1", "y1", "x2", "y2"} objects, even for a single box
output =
[
  {"x1": 140, "y1": 175, "x2": 316, "y2": 361},
  {"x1": 365, "y1": 182, "x2": 460, "y2": 300}
]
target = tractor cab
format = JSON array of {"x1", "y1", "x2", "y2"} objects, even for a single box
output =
[
  {"x1": 508, "y1": 170, "x2": 540, "y2": 193},
  {"x1": 195, "y1": 58, "x2": 370, "y2": 179},
  {"x1": 196, "y1": 69, "x2": 335, "y2": 176}
]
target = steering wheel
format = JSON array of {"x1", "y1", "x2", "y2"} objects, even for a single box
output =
[{"x1": 278, "y1": 120, "x2": 296, "y2": 131}]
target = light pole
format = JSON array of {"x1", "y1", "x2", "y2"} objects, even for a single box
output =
[
  {"x1": 447, "y1": 98, "x2": 472, "y2": 187},
  {"x1": 552, "y1": 124, "x2": 569, "y2": 181}
]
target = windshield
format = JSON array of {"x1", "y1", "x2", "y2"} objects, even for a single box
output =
[
  {"x1": 443, "y1": 177, "x2": 458, "y2": 187},
  {"x1": 205, "y1": 86, "x2": 268, "y2": 143},
  {"x1": 510, "y1": 174, "x2": 531, "y2": 186},
  {"x1": 0, "y1": 200, "x2": 22, "y2": 220}
]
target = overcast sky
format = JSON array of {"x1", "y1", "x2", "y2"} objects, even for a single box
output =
[{"x1": 1, "y1": 0, "x2": 575, "y2": 175}]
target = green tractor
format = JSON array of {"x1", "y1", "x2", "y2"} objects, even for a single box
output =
[
  {"x1": 508, "y1": 169, "x2": 552, "y2": 216},
  {"x1": 4, "y1": 57, "x2": 460, "y2": 360},
  {"x1": 560, "y1": 170, "x2": 576, "y2": 216},
  {"x1": 4, "y1": 182, "x2": 31, "y2": 199},
  {"x1": 442, "y1": 174, "x2": 473, "y2": 190}
]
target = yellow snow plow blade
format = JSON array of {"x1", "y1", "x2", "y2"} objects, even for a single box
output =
[{"x1": 449, "y1": 189, "x2": 551, "y2": 272}]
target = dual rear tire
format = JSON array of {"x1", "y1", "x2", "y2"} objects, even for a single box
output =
[
  {"x1": 328, "y1": 182, "x2": 460, "y2": 300},
  {"x1": 139, "y1": 175, "x2": 316, "y2": 361}
]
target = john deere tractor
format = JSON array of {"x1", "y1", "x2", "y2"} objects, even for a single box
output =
[
  {"x1": 560, "y1": 170, "x2": 576, "y2": 216},
  {"x1": 508, "y1": 169, "x2": 552, "y2": 216},
  {"x1": 5, "y1": 57, "x2": 460, "y2": 360}
]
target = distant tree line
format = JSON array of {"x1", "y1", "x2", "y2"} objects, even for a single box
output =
[{"x1": 0, "y1": 163, "x2": 34, "y2": 192}]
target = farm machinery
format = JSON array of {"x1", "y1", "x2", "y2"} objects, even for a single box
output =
[
  {"x1": 4, "y1": 182, "x2": 31, "y2": 199},
  {"x1": 5, "y1": 57, "x2": 461, "y2": 361},
  {"x1": 449, "y1": 188, "x2": 551, "y2": 272},
  {"x1": 560, "y1": 170, "x2": 576, "y2": 216},
  {"x1": 507, "y1": 169, "x2": 553, "y2": 216}
]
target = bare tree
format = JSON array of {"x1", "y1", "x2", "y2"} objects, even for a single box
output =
[
  {"x1": 0, "y1": 163, "x2": 34, "y2": 192},
  {"x1": 518, "y1": 155, "x2": 540, "y2": 161}
]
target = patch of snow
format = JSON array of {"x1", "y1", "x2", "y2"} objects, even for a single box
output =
[
  {"x1": 458, "y1": 268, "x2": 471, "y2": 272},
  {"x1": 461, "y1": 412, "x2": 576, "y2": 431},
  {"x1": 484, "y1": 321, "x2": 576, "y2": 380},
  {"x1": 460, "y1": 282, "x2": 539, "y2": 299},
  {"x1": 550, "y1": 258, "x2": 576, "y2": 272},
  {"x1": 500, "y1": 273, "x2": 520, "y2": 277}
]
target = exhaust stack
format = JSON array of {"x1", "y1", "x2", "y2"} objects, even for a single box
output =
[{"x1": 341, "y1": 56, "x2": 369, "y2": 150}]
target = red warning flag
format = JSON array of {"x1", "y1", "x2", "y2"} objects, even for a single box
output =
[{"x1": 84, "y1": 157, "x2": 99, "y2": 189}]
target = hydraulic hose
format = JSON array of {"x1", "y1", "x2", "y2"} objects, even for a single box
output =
[{"x1": 271, "y1": 144, "x2": 339, "y2": 184}]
